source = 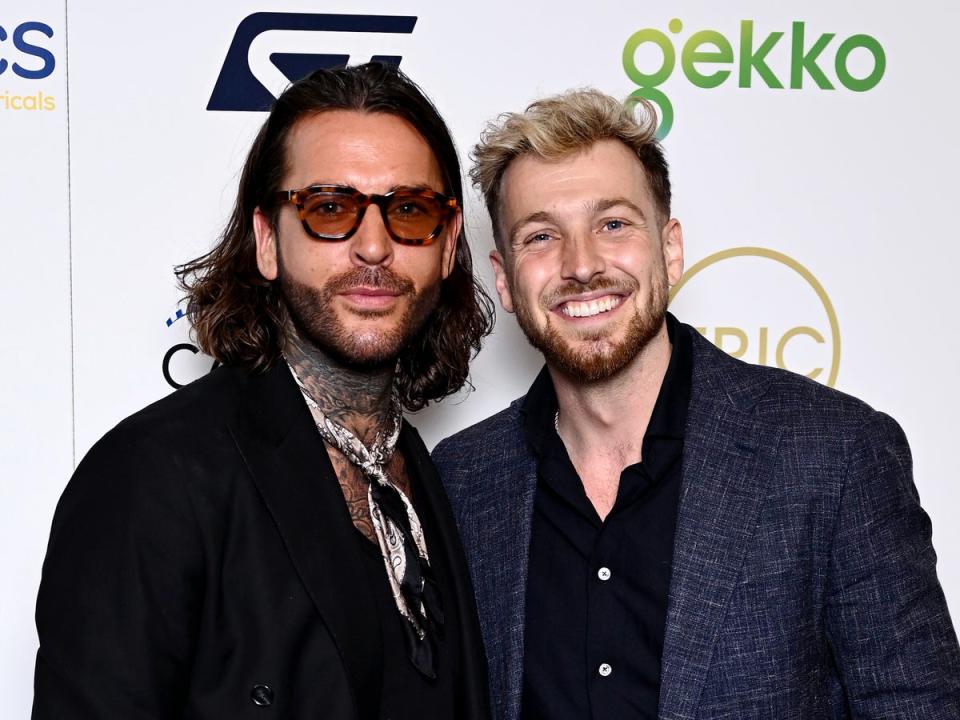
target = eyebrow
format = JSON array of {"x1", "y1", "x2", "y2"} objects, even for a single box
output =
[
  {"x1": 300, "y1": 182, "x2": 441, "y2": 194},
  {"x1": 588, "y1": 197, "x2": 648, "y2": 220},
  {"x1": 508, "y1": 211, "x2": 555, "y2": 243},
  {"x1": 507, "y1": 197, "x2": 648, "y2": 242}
]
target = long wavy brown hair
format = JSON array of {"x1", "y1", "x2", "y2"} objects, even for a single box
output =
[{"x1": 176, "y1": 63, "x2": 495, "y2": 410}]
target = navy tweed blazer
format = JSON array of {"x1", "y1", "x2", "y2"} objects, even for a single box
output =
[{"x1": 433, "y1": 324, "x2": 960, "y2": 720}]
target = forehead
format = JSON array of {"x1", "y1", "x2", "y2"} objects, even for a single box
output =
[
  {"x1": 500, "y1": 139, "x2": 654, "y2": 221},
  {"x1": 283, "y1": 110, "x2": 445, "y2": 192}
]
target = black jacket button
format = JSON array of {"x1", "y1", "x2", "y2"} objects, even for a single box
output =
[{"x1": 251, "y1": 684, "x2": 274, "y2": 706}]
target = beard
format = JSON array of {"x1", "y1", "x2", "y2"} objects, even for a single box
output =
[
  {"x1": 512, "y1": 267, "x2": 669, "y2": 383},
  {"x1": 277, "y1": 261, "x2": 440, "y2": 369}
]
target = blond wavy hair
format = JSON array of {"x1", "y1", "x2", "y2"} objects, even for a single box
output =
[{"x1": 470, "y1": 89, "x2": 671, "y2": 251}]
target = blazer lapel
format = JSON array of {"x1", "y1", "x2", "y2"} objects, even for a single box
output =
[
  {"x1": 659, "y1": 336, "x2": 782, "y2": 720},
  {"x1": 483, "y1": 405, "x2": 538, "y2": 720},
  {"x1": 227, "y1": 363, "x2": 381, "y2": 720},
  {"x1": 400, "y1": 426, "x2": 491, "y2": 720}
]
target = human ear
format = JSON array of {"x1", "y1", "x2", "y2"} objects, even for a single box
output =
[
  {"x1": 253, "y1": 207, "x2": 278, "y2": 281},
  {"x1": 661, "y1": 218, "x2": 684, "y2": 286},
  {"x1": 489, "y1": 249, "x2": 515, "y2": 313}
]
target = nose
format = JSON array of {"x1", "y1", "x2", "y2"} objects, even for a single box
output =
[
  {"x1": 559, "y1": 231, "x2": 604, "y2": 284},
  {"x1": 349, "y1": 204, "x2": 394, "y2": 267}
]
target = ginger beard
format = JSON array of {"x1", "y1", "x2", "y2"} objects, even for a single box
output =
[
  {"x1": 510, "y1": 259, "x2": 670, "y2": 383},
  {"x1": 278, "y1": 257, "x2": 441, "y2": 369}
]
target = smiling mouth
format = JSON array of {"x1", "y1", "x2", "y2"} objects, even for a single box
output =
[{"x1": 558, "y1": 294, "x2": 625, "y2": 318}]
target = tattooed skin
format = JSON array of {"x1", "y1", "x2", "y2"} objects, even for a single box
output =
[
  {"x1": 327, "y1": 449, "x2": 412, "y2": 543},
  {"x1": 285, "y1": 327, "x2": 413, "y2": 542},
  {"x1": 285, "y1": 330, "x2": 395, "y2": 442}
]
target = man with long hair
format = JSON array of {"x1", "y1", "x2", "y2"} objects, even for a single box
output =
[
  {"x1": 34, "y1": 63, "x2": 493, "y2": 720},
  {"x1": 434, "y1": 89, "x2": 960, "y2": 719}
]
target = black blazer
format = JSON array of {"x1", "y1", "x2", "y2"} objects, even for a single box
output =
[{"x1": 33, "y1": 362, "x2": 490, "y2": 720}]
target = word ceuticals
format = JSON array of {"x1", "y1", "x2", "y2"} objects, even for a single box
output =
[{"x1": 0, "y1": 90, "x2": 55, "y2": 110}]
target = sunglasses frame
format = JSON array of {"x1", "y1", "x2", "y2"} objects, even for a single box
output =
[{"x1": 274, "y1": 184, "x2": 458, "y2": 246}]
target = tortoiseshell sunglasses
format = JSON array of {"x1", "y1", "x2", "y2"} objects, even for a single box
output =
[{"x1": 274, "y1": 185, "x2": 458, "y2": 246}]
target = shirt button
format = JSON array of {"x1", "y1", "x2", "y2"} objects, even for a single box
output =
[
  {"x1": 598, "y1": 663, "x2": 613, "y2": 677},
  {"x1": 597, "y1": 567, "x2": 612, "y2": 581}
]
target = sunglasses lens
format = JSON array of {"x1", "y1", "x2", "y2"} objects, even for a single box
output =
[
  {"x1": 301, "y1": 192, "x2": 361, "y2": 237},
  {"x1": 385, "y1": 194, "x2": 446, "y2": 243},
  {"x1": 297, "y1": 189, "x2": 451, "y2": 243}
]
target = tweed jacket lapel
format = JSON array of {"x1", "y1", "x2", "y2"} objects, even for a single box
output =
[
  {"x1": 447, "y1": 403, "x2": 538, "y2": 720},
  {"x1": 489, "y1": 416, "x2": 538, "y2": 720},
  {"x1": 658, "y1": 331, "x2": 782, "y2": 719}
]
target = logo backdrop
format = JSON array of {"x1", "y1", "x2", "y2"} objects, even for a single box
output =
[{"x1": 2, "y1": 2, "x2": 958, "y2": 716}]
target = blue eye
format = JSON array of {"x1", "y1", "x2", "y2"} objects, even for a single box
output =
[
  {"x1": 527, "y1": 232, "x2": 552, "y2": 244},
  {"x1": 603, "y1": 219, "x2": 626, "y2": 231}
]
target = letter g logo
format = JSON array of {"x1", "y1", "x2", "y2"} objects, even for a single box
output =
[{"x1": 622, "y1": 24, "x2": 678, "y2": 140}]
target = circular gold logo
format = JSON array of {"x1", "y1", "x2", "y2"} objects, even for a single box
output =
[{"x1": 670, "y1": 246, "x2": 841, "y2": 387}]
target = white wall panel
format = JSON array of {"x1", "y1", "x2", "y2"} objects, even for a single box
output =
[
  {"x1": 0, "y1": 4, "x2": 70, "y2": 719},
  {"x1": 3, "y1": 1, "x2": 958, "y2": 714}
]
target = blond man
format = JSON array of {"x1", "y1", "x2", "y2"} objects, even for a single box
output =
[{"x1": 433, "y1": 90, "x2": 960, "y2": 720}]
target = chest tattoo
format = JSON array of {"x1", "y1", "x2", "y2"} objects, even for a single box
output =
[{"x1": 326, "y1": 446, "x2": 413, "y2": 544}]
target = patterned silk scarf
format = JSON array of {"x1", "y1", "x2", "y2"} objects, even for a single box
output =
[{"x1": 287, "y1": 364, "x2": 443, "y2": 678}]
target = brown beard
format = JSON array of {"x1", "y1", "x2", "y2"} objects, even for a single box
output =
[
  {"x1": 278, "y1": 261, "x2": 440, "y2": 369},
  {"x1": 512, "y1": 267, "x2": 669, "y2": 383}
]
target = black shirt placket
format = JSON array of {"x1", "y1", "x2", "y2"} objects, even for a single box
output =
[{"x1": 520, "y1": 313, "x2": 692, "y2": 720}]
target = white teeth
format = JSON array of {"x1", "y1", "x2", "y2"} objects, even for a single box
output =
[{"x1": 561, "y1": 296, "x2": 621, "y2": 318}]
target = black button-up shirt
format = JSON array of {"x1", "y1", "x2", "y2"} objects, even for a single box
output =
[{"x1": 520, "y1": 314, "x2": 692, "y2": 720}]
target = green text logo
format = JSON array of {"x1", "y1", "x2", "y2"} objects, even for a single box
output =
[{"x1": 623, "y1": 19, "x2": 886, "y2": 139}]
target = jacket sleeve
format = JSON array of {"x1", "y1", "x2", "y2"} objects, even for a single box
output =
[
  {"x1": 824, "y1": 411, "x2": 960, "y2": 718},
  {"x1": 32, "y1": 425, "x2": 204, "y2": 719}
]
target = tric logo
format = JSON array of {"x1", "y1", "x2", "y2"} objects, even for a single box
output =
[
  {"x1": 208, "y1": 12, "x2": 417, "y2": 112},
  {"x1": 670, "y1": 247, "x2": 841, "y2": 387},
  {"x1": 623, "y1": 19, "x2": 886, "y2": 139}
]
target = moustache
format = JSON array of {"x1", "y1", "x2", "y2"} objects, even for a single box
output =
[{"x1": 324, "y1": 267, "x2": 415, "y2": 295}]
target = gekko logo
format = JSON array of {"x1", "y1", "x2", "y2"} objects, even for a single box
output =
[
  {"x1": 0, "y1": 20, "x2": 57, "y2": 112},
  {"x1": 623, "y1": 19, "x2": 886, "y2": 139},
  {"x1": 208, "y1": 12, "x2": 417, "y2": 112},
  {"x1": 670, "y1": 247, "x2": 841, "y2": 387}
]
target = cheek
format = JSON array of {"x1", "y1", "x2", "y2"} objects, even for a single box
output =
[
  {"x1": 396, "y1": 245, "x2": 446, "y2": 287},
  {"x1": 276, "y1": 216, "x2": 345, "y2": 279},
  {"x1": 612, "y1": 243, "x2": 662, "y2": 279},
  {"x1": 511, "y1": 254, "x2": 554, "y2": 304}
]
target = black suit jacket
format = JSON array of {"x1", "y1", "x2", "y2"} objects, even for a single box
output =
[{"x1": 33, "y1": 362, "x2": 490, "y2": 720}]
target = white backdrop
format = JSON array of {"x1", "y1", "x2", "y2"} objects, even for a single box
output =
[{"x1": 2, "y1": 2, "x2": 958, "y2": 717}]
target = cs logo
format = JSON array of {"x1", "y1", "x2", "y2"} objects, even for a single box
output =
[
  {"x1": 0, "y1": 21, "x2": 55, "y2": 79},
  {"x1": 208, "y1": 12, "x2": 417, "y2": 111}
]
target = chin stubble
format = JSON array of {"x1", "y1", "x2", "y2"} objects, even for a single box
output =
[
  {"x1": 278, "y1": 263, "x2": 440, "y2": 369},
  {"x1": 513, "y1": 271, "x2": 669, "y2": 383}
]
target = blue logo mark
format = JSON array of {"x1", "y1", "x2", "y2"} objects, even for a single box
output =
[
  {"x1": 0, "y1": 21, "x2": 56, "y2": 79},
  {"x1": 207, "y1": 12, "x2": 418, "y2": 112},
  {"x1": 165, "y1": 307, "x2": 187, "y2": 327}
]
